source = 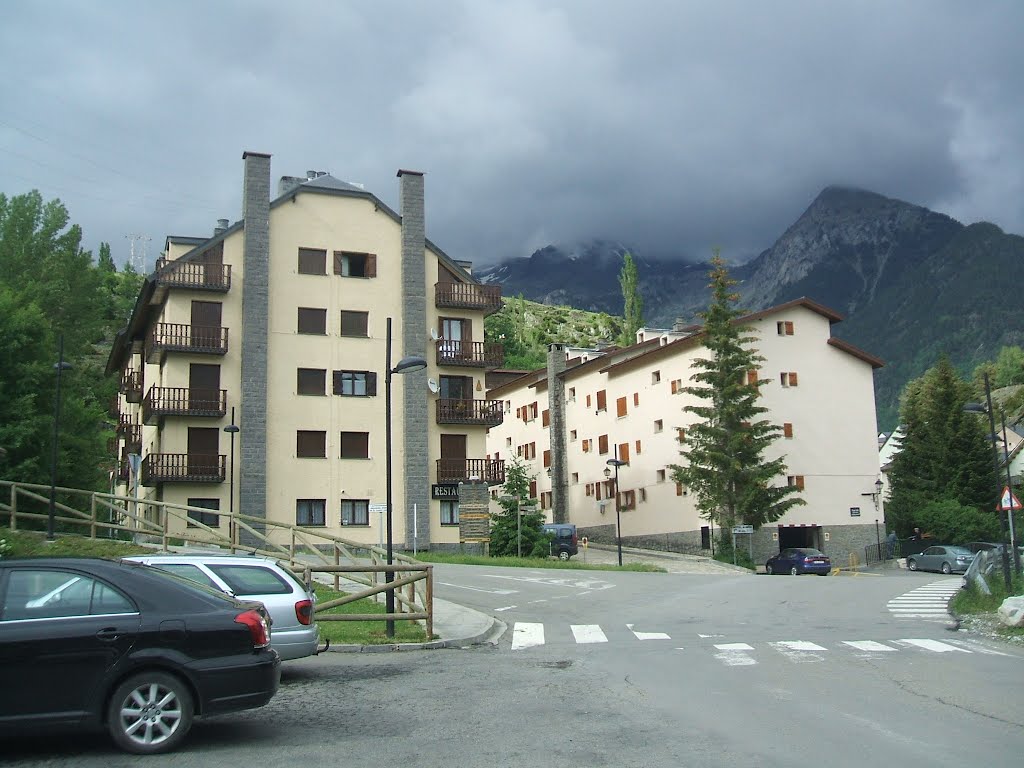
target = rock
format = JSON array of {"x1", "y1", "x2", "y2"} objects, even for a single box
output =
[{"x1": 997, "y1": 596, "x2": 1024, "y2": 627}]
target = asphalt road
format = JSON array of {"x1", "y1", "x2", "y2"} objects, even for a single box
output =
[{"x1": 4, "y1": 566, "x2": 1022, "y2": 767}]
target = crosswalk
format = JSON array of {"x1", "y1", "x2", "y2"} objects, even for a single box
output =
[
  {"x1": 506, "y1": 622, "x2": 1013, "y2": 662},
  {"x1": 887, "y1": 578, "x2": 963, "y2": 620}
]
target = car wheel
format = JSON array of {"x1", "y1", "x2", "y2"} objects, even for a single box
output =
[
  {"x1": 107, "y1": 671, "x2": 193, "y2": 755},
  {"x1": 941, "y1": 562, "x2": 951, "y2": 575},
  {"x1": 766, "y1": 564, "x2": 774, "y2": 575},
  {"x1": 558, "y1": 550, "x2": 571, "y2": 561},
  {"x1": 907, "y1": 559, "x2": 918, "y2": 571},
  {"x1": 789, "y1": 566, "x2": 799, "y2": 576}
]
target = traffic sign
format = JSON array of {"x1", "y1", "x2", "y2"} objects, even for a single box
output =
[
  {"x1": 998, "y1": 486, "x2": 1022, "y2": 511},
  {"x1": 369, "y1": 503, "x2": 387, "y2": 514},
  {"x1": 732, "y1": 524, "x2": 754, "y2": 534}
]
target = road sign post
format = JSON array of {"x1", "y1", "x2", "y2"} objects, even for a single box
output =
[{"x1": 732, "y1": 525, "x2": 754, "y2": 565}]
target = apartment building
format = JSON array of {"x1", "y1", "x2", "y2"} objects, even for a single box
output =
[
  {"x1": 486, "y1": 299, "x2": 885, "y2": 565},
  {"x1": 107, "y1": 152, "x2": 504, "y2": 551}
]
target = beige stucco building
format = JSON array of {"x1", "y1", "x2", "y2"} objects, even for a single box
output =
[
  {"x1": 107, "y1": 152, "x2": 503, "y2": 551},
  {"x1": 485, "y1": 299, "x2": 886, "y2": 564}
]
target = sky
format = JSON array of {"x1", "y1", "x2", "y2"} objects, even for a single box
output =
[{"x1": 2, "y1": 1, "x2": 1022, "y2": 269}]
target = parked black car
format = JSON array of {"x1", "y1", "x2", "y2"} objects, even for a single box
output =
[
  {"x1": 765, "y1": 548, "x2": 832, "y2": 575},
  {"x1": 542, "y1": 523, "x2": 579, "y2": 560},
  {"x1": 0, "y1": 557, "x2": 280, "y2": 754}
]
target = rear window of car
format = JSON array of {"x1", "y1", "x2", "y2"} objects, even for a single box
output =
[
  {"x1": 150, "y1": 563, "x2": 221, "y2": 590},
  {"x1": 208, "y1": 564, "x2": 294, "y2": 596}
]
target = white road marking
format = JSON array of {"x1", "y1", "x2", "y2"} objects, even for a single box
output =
[
  {"x1": 843, "y1": 640, "x2": 897, "y2": 652},
  {"x1": 494, "y1": 605, "x2": 517, "y2": 612},
  {"x1": 511, "y1": 622, "x2": 545, "y2": 650},
  {"x1": 571, "y1": 624, "x2": 608, "y2": 644},
  {"x1": 626, "y1": 623, "x2": 671, "y2": 640},
  {"x1": 943, "y1": 638, "x2": 1011, "y2": 656},
  {"x1": 436, "y1": 582, "x2": 517, "y2": 595},
  {"x1": 898, "y1": 638, "x2": 971, "y2": 653},
  {"x1": 770, "y1": 641, "x2": 827, "y2": 662},
  {"x1": 714, "y1": 643, "x2": 756, "y2": 666},
  {"x1": 698, "y1": 633, "x2": 724, "y2": 638}
]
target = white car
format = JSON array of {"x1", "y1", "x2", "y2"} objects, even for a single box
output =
[{"x1": 124, "y1": 553, "x2": 321, "y2": 660}]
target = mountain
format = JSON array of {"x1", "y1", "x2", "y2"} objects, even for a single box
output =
[{"x1": 477, "y1": 188, "x2": 1024, "y2": 429}]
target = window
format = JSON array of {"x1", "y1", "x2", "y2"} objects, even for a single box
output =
[
  {"x1": 596, "y1": 390, "x2": 607, "y2": 411},
  {"x1": 618, "y1": 443, "x2": 630, "y2": 463},
  {"x1": 334, "y1": 251, "x2": 376, "y2": 278},
  {"x1": 676, "y1": 482, "x2": 685, "y2": 496},
  {"x1": 670, "y1": 379, "x2": 682, "y2": 393},
  {"x1": 528, "y1": 442, "x2": 536, "y2": 460},
  {"x1": 586, "y1": 394, "x2": 592, "y2": 408},
  {"x1": 341, "y1": 499, "x2": 369, "y2": 526},
  {"x1": 788, "y1": 475, "x2": 806, "y2": 490},
  {"x1": 654, "y1": 419, "x2": 663, "y2": 433},
  {"x1": 635, "y1": 440, "x2": 642, "y2": 455},
  {"x1": 543, "y1": 449, "x2": 551, "y2": 468},
  {"x1": 783, "y1": 422, "x2": 794, "y2": 438},
  {"x1": 298, "y1": 307, "x2": 327, "y2": 335},
  {"x1": 334, "y1": 370, "x2": 377, "y2": 396},
  {"x1": 568, "y1": 387, "x2": 576, "y2": 401},
  {"x1": 298, "y1": 248, "x2": 327, "y2": 275},
  {"x1": 540, "y1": 491, "x2": 552, "y2": 510},
  {"x1": 3, "y1": 570, "x2": 134, "y2": 620},
  {"x1": 598, "y1": 434, "x2": 609, "y2": 455},
  {"x1": 747, "y1": 369, "x2": 759, "y2": 386},
  {"x1": 618, "y1": 489, "x2": 637, "y2": 510},
  {"x1": 571, "y1": 472, "x2": 579, "y2": 484},
  {"x1": 340, "y1": 310, "x2": 369, "y2": 337},
  {"x1": 585, "y1": 483, "x2": 593, "y2": 497},
  {"x1": 633, "y1": 392, "x2": 639, "y2": 407},
  {"x1": 582, "y1": 438, "x2": 592, "y2": 453},
  {"x1": 616, "y1": 396, "x2": 628, "y2": 417},
  {"x1": 639, "y1": 488, "x2": 647, "y2": 503},
  {"x1": 570, "y1": 429, "x2": 577, "y2": 441},
  {"x1": 777, "y1": 320, "x2": 794, "y2": 336},
  {"x1": 340, "y1": 431, "x2": 370, "y2": 458},
  {"x1": 186, "y1": 497, "x2": 220, "y2": 528},
  {"x1": 506, "y1": 436, "x2": 513, "y2": 446},
  {"x1": 656, "y1": 469, "x2": 666, "y2": 482},
  {"x1": 207, "y1": 565, "x2": 293, "y2": 596},
  {"x1": 542, "y1": 409, "x2": 550, "y2": 427},
  {"x1": 677, "y1": 427, "x2": 686, "y2": 443},
  {"x1": 529, "y1": 480, "x2": 537, "y2": 498},
  {"x1": 780, "y1": 372, "x2": 799, "y2": 387},
  {"x1": 296, "y1": 499, "x2": 326, "y2": 526},
  {"x1": 440, "y1": 500, "x2": 459, "y2": 526},
  {"x1": 297, "y1": 368, "x2": 326, "y2": 395},
  {"x1": 297, "y1": 430, "x2": 326, "y2": 458},
  {"x1": 651, "y1": 370, "x2": 661, "y2": 384}
]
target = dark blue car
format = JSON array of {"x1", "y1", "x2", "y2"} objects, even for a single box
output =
[{"x1": 765, "y1": 548, "x2": 831, "y2": 575}]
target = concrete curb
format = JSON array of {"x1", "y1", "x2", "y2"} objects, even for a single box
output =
[{"x1": 325, "y1": 617, "x2": 506, "y2": 653}]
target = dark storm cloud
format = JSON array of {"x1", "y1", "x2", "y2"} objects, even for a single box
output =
[{"x1": 1, "y1": 1, "x2": 1021, "y2": 267}]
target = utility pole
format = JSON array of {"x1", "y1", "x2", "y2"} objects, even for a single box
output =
[{"x1": 125, "y1": 233, "x2": 151, "y2": 272}]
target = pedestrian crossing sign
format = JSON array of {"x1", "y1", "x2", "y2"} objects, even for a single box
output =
[{"x1": 998, "y1": 486, "x2": 1022, "y2": 511}]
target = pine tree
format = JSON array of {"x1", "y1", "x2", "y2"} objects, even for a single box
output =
[
  {"x1": 887, "y1": 356, "x2": 998, "y2": 537},
  {"x1": 618, "y1": 252, "x2": 644, "y2": 346},
  {"x1": 489, "y1": 457, "x2": 548, "y2": 557},
  {"x1": 670, "y1": 251, "x2": 804, "y2": 541}
]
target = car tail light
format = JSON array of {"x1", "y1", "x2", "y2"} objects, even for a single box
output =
[
  {"x1": 572, "y1": 531, "x2": 578, "y2": 545},
  {"x1": 295, "y1": 599, "x2": 313, "y2": 626},
  {"x1": 235, "y1": 609, "x2": 271, "y2": 649}
]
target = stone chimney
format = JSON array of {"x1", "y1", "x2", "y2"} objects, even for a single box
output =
[
  {"x1": 239, "y1": 151, "x2": 271, "y2": 543},
  {"x1": 547, "y1": 343, "x2": 569, "y2": 524},
  {"x1": 397, "y1": 169, "x2": 429, "y2": 549},
  {"x1": 214, "y1": 218, "x2": 229, "y2": 236}
]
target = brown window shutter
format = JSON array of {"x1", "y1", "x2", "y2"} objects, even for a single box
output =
[
  {"x1": 796, "y1": 475, "x2": 805, "y2": 490},
  {"x1": 529, "y1": 480, "x2": 537, "y2": 498},
  {"x1": 616, "y1": 397, "x2": 627, "y2": 417},
  {"x1": 586, "y1": 394, "x2": 592, "y2": 408},
  {"x1": 542, "y1": 409, "x2": 550, "y2": 427},
  {"x1": 785, "y1": 321, "x2": 794, "y2": 335},
  {"x1": 671, "y1": 380, "x2": 678, "y2": 394},
  {"x1": 677, "y1": 427, "x2": 686, "y2": 442},
  {"x1": 596, "y1": 390, "x2": 607, "y2": 411},
  {"x1": 783, "y1": 422, "x2": 793, "y2": 438},
  {"x1": 635, "y1": 440, "x2": 642, "y2": 454},
  {"x1": 365, "y1": 254, "x2": 377, "y2": 278},
  {"x1": 543, "y1": 449, "x2": 551, "y2": 468},
  {"x1": 618, "y1": 443, "x2": 629, "y2": 463},
  {"x1": 789, "y1": 372, "x2": 799, "y2": 386},
  {"x1": 516, "y1": 407, "x2": 521, "y2": 418},
  {"x1": 676, "y1": 482, "x2": 684, "y2": 496},
  {"x1": 598, "y1": 434, "x2": 609, "y2": 454},
  {"x1": 596, "y1": 483, "x2": 603, "y2": 500},
  {"x1": 633, "y1": 392, "x2": 639, "y2": 407},
  {"x1": 585, "y1": 484, "x2": 592, "y2": 497},
  {"x1": 747, "y1": 369, "x2": 758, "y2": 385}
]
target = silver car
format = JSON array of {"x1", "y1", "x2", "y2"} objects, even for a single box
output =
[
  {"x1": 124, "y1": 553, "x2": 320, "y2": 660},
  {"x1": 906, "y1": 545, "x2": 975, "y2": 574}
]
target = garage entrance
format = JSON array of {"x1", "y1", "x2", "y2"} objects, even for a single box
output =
[{"x1": 778, "y1": 525, "x2": 823, "y2": 551}]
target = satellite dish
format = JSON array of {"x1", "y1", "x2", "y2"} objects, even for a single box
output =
[
  {"x1": 429, "y1": 328, "x2": 440, "y2": 342},
  {"x1": 427, "y1": 378, "x2": 440, "y2": 394}
]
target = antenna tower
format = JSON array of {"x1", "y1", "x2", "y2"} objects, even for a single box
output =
[{"x1": 125, "y1": 233, "x2": 151, "y2": 272}]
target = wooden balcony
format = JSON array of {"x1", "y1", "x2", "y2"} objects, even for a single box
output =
[
  {"x1": 143, "y1": 386, "x2": 227, "y2": 424},
  {"x1": 434, "y1": 282, "x2": 502, "y2": 315},
  {"x1": 108, "y1": 394, "x2": 120, "y2": 419},
  {"x1": 120, "y1": 369, "x2": 143, "y2": 403},
  {"x1": 119, "y1": 424, "x2": 142, "y2": 454},
  {"x1": 117, "y1": 458, "x2": 131, "y2": 483},
  {"x1": 155, "y1": 258, "x2": 231, "y2": 292},
  {"x1": 142, "y1": 453, "x2": 226, "y2": 486},
  {"x1": 436, "y1": 398, "x2": 504, "y2": 427},
  {"x1": 435, "y1": 458, "x2": 505, "y2": 486},
  {"x1": 435, "y1": 340, "x2": 504, "y2": 369},
  {"x1": 147, "y1": 323, "x2": 228, "y2": 361}
]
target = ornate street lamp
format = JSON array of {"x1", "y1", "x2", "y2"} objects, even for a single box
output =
[{"x1": 605, "y1": 450, "x2": 628, "y2": 566}]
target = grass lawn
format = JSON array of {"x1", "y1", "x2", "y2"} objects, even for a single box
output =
[
  {"x1": 312, "y1": 583, "x2": 429, "y2": 644},
  {"x1": 414, "y1": 550, "x2": 665, "y2": 572},
  {"x1": 0, "y1": 528, "x2": 151, "y2": 558},
  {"x1": 951, "y1": 571, "x2": 1024, "y2": 641}
]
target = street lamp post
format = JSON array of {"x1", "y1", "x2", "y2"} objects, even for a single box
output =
[
  {"x1": 998, "y1": 410, "x2": 1022, "y2": 575},
  {"x1": 605, "y1": 450, "x2": 627, "y2": 567},
  {"x1": 48, "y1": 334, "x2": 73, "y2": 542},
  {"x1": 384, "y1": 317, "x2": 427, "y2": 638},
  {"x1": 964, "y1": 372, "x2": 1013, "y2": 591},
  {"x1": 224, "y1": 408, "x2": 239, "y2": 547}
]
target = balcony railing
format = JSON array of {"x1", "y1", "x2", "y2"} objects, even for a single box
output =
[
  {"x1": 120, "y1": 424, "x2": 142, "y2": 454},
  {"x1": 435, "y1": 458, "x2": 505, "y2": 486},
  {"x1": 143, "y1": 386, "x2": 227, "y2": 424},
  {"x1": 435, "y1": 340, "x2": 504, "y2": 369},
  {"x1": 436, "y1": 398, "x2": 504, "y2": 427},
  {"x1": 120, "y1": 369, "x2": 143, "y2": 403},
  {"x1": 117, "y1": 459, "x2": 131, "y2": 483},
  {"x1": 434, "y1": 282, "x2": 502, "y2": 315},
  {"x1": 108, "y1": 395, "x2": 120, "y2": 420},
  {"x1": 142, "y1": 453, "x2": 226, "y2": 486},
  {"x1": 148, "y1": 323, "x2": 228, "y2": 360},
  {"x1": 155, "y1": 258, "x2": 231, "y2": 292}
]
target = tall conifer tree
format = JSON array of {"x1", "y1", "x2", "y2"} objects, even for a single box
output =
[{"x1": 618, "y1": 252, "x2": 644, "y2": 346}]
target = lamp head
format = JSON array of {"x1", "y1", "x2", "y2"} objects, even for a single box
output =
[
  {"x1": 393, "y1": 355, "x2": 427, "y2": 375},
  {"x1": 603, "y1": 467, "x2": 612, "y2": 479},
  {"x1": 875, "y1": 478, "x2": 883, "y2": 494}
]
